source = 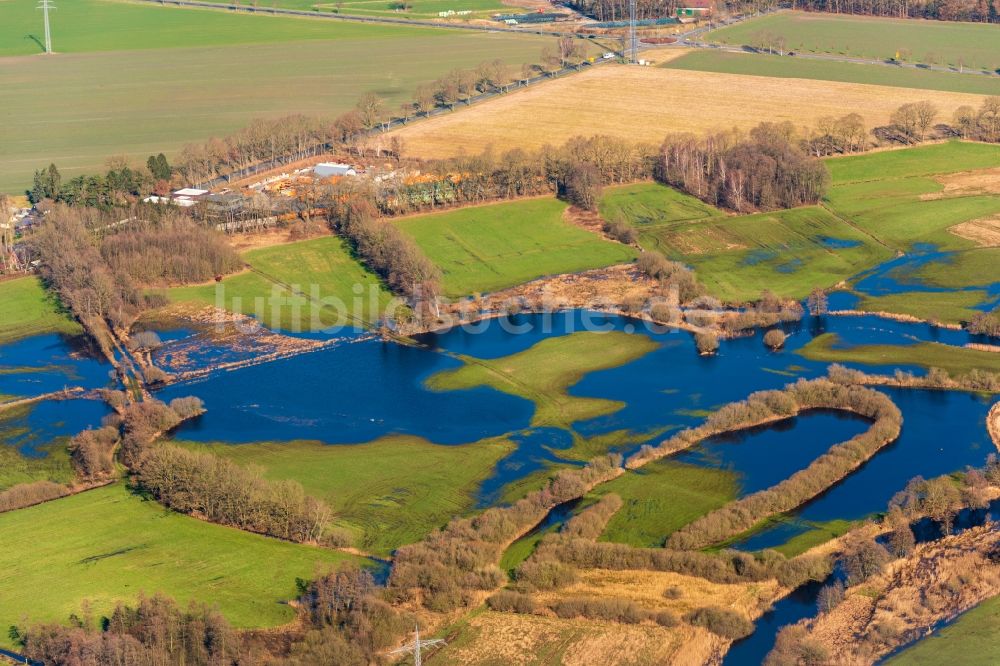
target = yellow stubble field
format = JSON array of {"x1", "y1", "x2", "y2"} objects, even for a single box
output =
[{"x1": 391, "y1": 62, "x2": 991, "y2": 158}]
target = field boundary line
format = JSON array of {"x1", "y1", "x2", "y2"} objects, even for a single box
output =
[{"x1": 820, "y1": 202, "x2": 897, "y2": 253}]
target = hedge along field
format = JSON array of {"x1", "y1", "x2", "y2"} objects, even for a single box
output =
[
  {"x1": 0, "y1": 1, "x2": 552, "y2": 193},
  {"x1": 0, "y1": 276, "x2": 81, "y2": 345},
  {"x1": 181, "y1": 435, "x2": 515, "y2": 557},
  {"x1": 704, "y1": 11, "x2": 1000, "y2": 69},
  {"x1": 632, "y1": 202, "x2": 892, "y2": 302},
  {"x1": 167, "y1": 235, "x2": 396, "y2": 330},
  {"x1": 665, "y1": 50, "x2": 1000, "y2": 96},
  {"x1": 0, "y1": 484, "x2": 363, "y2": 646},
  {"x1": 394, "y1": 198, "x2": 637, "y2": 298}
]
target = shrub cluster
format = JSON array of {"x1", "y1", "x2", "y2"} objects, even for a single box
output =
[
  {"x1": 388, "y1": 455, "x2": 622, "y2": 612},
  {"x1": 134, "y1": 443, "x2": 331, "y2": 544},
  {"x1": 0, "y1": 481, "x2": 69, "y2": 514},
  {"x1": 683, "y1": 606, "x2": 755, "y2": 640},
  {"x1": 68, "y1": 426, "x2": 119, "y2": 480}
]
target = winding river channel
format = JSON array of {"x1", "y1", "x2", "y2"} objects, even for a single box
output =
[{"x1": 2, "y1": 289, "x2": 998, "y2": 661}]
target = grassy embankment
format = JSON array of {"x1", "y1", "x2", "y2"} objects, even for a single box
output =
[
  {"x1": 704, "y1": 11, "x2": 1000, "y2": 69},
  {"x1": 601, "y1": 184, "x2": 891, "y2": 302},
  {"x1": 799, "y1": 333, "x2": 1000, "y2": 377},
  {"x1": 167, "y1": 235, "x2": 394, "y2": 330},
  {"x1": 888, "y1": 594, "x2": 1000, "y2": 665},
  {"x1": 591, "y1": 461, "x2": 739, "y2": 548},
  {"x1": 0, "y1": 484, "x2": 363, "y2": 645},
  {"x1": 395, "y1": 198, "x2": 637, "y2": 298},
  {"x1": 425, "y1": 331, "x2": 658, "y2": 429},
  {"x1": 0, "y1": 277, "x2": 80, "y2": 345},
  {"x1": 181, "y1": 435, "x2": 514, "y2": 557},
  {"x1": 0, "y1": 0, "x2": 551, "y2": 192},
  {"x1": 824, "y1": 143, "x2": 1000, "y2": 321},
  {"x1": 666, "y1": 50, "x2": 1000, "y2": 96}
]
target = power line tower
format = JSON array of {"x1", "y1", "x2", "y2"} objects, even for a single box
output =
[
  {"x1": 37, "y1": 0, "x2": 56, "y2": 54},
  {"x1": 389, "y1": 625, "x2": 445, "y2": 666},
  {"x1": 628, "y1": 0, "x2": 638, "y2": 64}
]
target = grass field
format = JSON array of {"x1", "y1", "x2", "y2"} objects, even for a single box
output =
[
  {"x1": 705, "y1": 11, "x2": 1000, "y2": 70},
  {"x1": 888, "y1": 594, "x2": 1000, "y2": 665},
  {"x1": 824, "y1": 143, "x2": 1000, "y2": 251},
  {"x1": 0, "y1": 401, "x2": 75, "y2": 490},
  {"x1": 183, "y1": 435, "x2": 514, "y2": 556},
  {"x1": 394, "y1": 198, "x2": 637, "y2": 297},
  {"x1": 592, "y1": 461, "x2": 738, "y2": 548},
  {"x1": 390, "y1": 65, "x2": 991, "y2": 159},
  {"x1": 167, "y1": 235, "x2": 395, "y2": 330},
  {"x1": 426, "y1": 331, "x2": 659, "y2": 429},
  {"x1": 599, "y1": 182, "x2": 725, "y2": 227},
  {"x1": 0, "y1": 0, "x2": 551, "y2": 192},
  {"x1": 0, "y1": 484, "x2": 361, "y2": 643},
  {"x1": 914, "y1": 248, "x2": 1000, "y2": 289},
  {"x1": 0, "y1": 277, "x2": 80, "y2": 345},
  {"x1": 857, "y1": 290, "x2": 991, "y2": 324},
  {"x1": 666, "y1": 50, "x2": 1000, "y2": 96},
  {"x1": 769, "y1": 519, "x2": 859, "y2": 558},
  {"x1": 798, "y1": 333, "x2": 1000, "y2": 376},
  {"x1": 630, "y1": 200, "x2": 892, "y2": 302}
]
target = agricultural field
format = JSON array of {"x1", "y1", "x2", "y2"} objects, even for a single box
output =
[
  {"x1": 704, "y1": 10, "x2": 1000, "y2": 70},
  {"x1": 426, "y1": 331, "x2": 659, "y2": 429},
  {"x1": 0, "y1": 0, "x2": 552, "y2": 192},
  {"x1": 0, "y1": 277, "x2": 81, "y2": 345},
  {"x1": 629, "y1": 200, "x2": 891, "y2": 302},
  {"x1": 0, "y1": 484, "x2": 362, "y2": 643},
  {"x1": 166, "y1": 235, "x2": 396, "y2": 330},
  {"x1": 390, "y1": 65, "x2": 991, "y2": 159},
  {"x1": 182, "y1": 435, "x2": 515, "y2": 556},
  {"x1": 394, "y1": 198, "x2": 637, "y2": 297},
  {"x1": 666, "y1": 50, "x2": 1000, "y2": 96},
  {"x1": 889, "y1": 594, "x2": 1000, "y2": 665}
]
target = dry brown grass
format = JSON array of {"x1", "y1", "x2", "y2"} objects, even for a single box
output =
[
  {"x1": 950, "y1": 215, "x2": 1000, "y2": 247},
  {"x1": 431, "y1": 610, "x2": 723, "y2": 665},
  {"x1": 392, "y1": 65, "x2": 991, "y2": 159},
  {"x1": 530, "y1": 568, "x2": 781, "y2": 620}
]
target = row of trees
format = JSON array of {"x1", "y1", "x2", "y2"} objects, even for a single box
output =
[
  {"x1": 655, "y1": 122, "x2": 830, "y2": 212},
  {"x1": 30, "y1": 159, "x2": 163, "y2": 210},
  {"x1": 665, "y1": 379, "x2": 902, "y2": 549},
  {"x1": 796, "y1": 0, "x2": 998, "y2": 23},
  {"x1": 388, "y1": 454, "x2": 622, "y2": 612}
]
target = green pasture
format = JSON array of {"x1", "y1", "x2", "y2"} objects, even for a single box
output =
[
  {"x1": 0, "y1": 277, "x2": 80, "y2": 345},
  {"x1": 889, "y1": 594, "x2": 1000, "y2": 665},
  {"x1": 635, "y1": 204, "x2": 891, "y2": 302},
  {"x1": 914, "y1": 248, "x2": 1000, "y2": 289},
  {"x1": 857, "y1": 290, "x2": 990, "y2": 324},
  {"x1": 705, "y1": 11, "x2": 1000, "y2": 70},
  {"x1": 182, "y1": 435, "x2": 513, "y2": 556},
  {"x1": 825, "y1": 142, "x2": 1000, "y2": 185},
  {"x1": 0, "y1": 0, "x2": 551, "y2": 192},
  {"x1": 769, "y1": 519, "x2": 859, "y2": 557},
  {"x1": 599, "y1": 182, "x2": 725, "y2": 227},
  {"x1": 167, "y1": 235, "x2": 396, "y2": 330},
  {"x1": 395, "y1": 198, "x2": 637, "y2": 297},
  {"x1": 426, "y1": 331, "x2": 658, "y2": 429},
  {"x1": 592, "y1": 461, "x2": 738, "y2": 548},
  {"x1": 665, "y1": 50, "x2": 1000, "y2": 96},
  {"x1": 798, "y1": 333, "x2": 1000, "y2": 376},
  {"x1": 0, "y1": 484, "x2": 362, "y2": 645}
]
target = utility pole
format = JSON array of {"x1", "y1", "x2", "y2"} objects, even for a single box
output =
[
  {"x1": 628, "y1": 0, "x2": 638, "y2": 64},
  {"x1": 37, "y1": 0, "x2": 56, "y2": 54},
  {"x1": 389, "y1": 625, "x2": 445, "y2": 666}
]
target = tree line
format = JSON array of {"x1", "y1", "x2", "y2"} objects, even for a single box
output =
[{"x1": 795, "y1": 0, "x2": 998, "y2": 25}]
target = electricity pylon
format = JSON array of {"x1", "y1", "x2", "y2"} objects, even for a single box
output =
[
  {"x1": 37, "y1": 0, "x2": 56, "y2": 54},
  {"x1": 628, "y1": 0, "x2": 638, "y2": 64},
  {"x1": 388, "y1": 625, "x2": 445, "y2": 666}
]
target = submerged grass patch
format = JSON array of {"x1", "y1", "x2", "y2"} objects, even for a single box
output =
[
  {"x1": 593, "y1": 461, "x2": 739, "y2": 548},
  {"x1": 0, "y1": 484, "x2": 361, "y2": 644},
  {"x1": 637, "y1": 205, "x2": 890, "y2": 302},
  {"x1": 0, "y1": 277, "x2": 80, "y2": 345},
  {"x1": 395, "y1": 198, "x2": 637, "y2": 298},
  {"x1": 182, "y1": 435, "x2": 514, "y2": 557},
  {"x1": 798, "y1": 333, "x2": 1000, "y2": 376},
  {"x1": 857, "y1": 290, "x2": 990, "y2": 324},
  {"x1": 425, "y1": 331, "x2": 659, "y2": 429}
]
